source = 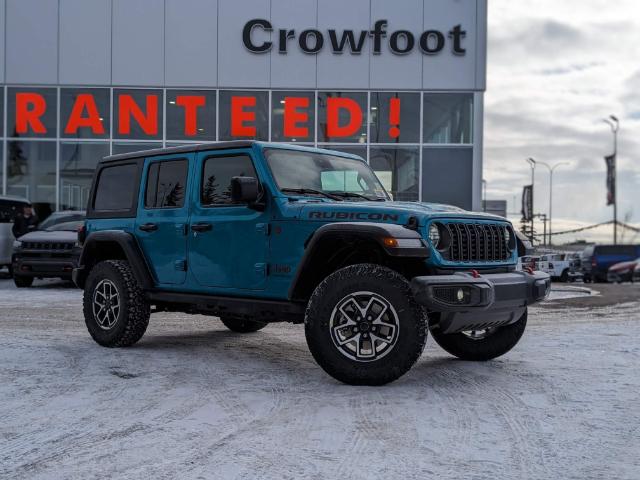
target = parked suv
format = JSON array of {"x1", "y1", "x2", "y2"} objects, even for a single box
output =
[
  {"x1": 581, "y1": 244, "x2": 640, "y2": 283},
  {"x1": 74, "y1": 142, "x2": 550, "y2": 385},
  {"x1": 12, "y1": 210, "x2": 85, "y2": 287}
]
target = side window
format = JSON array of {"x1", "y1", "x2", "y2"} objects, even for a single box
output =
[
  {"x1": 94, "y1": 163, "x2": 138, "y2": 211},
  {"x1": 201, "y1": 154, "x2": 257, "y2": 206},
  {"x1": 145, "y1": 159, "x2": 188, "y2": 208}
]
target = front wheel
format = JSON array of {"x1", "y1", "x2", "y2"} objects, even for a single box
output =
[
  {"x1": 305, "y1": 264, "x2": 427, "y2": 386},
  {"x1": 430, "y1": 309, "x2": 527, "y2": 361},
  {"x1": 14, "y1": 275, "x2": 34, "y2": 288},
  {"x1": 220, "y1": 317, "x2": 267, "y2": 333}
]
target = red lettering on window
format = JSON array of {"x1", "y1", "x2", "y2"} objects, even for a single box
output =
[
  {"x1": 176, "y1": 95, "x2": 206, "y2": 136},
  {"x1": 283, "y1": 97, "x2": 309, "y2": 138},
  {"x1": 64, "y1": 94, "x2": 104, "y2": 135},
  {"x1": 231, "y1": 96, "x2": 257, "y2": 137},
  {"x1": 326, "y1": 98, "x2": 362, "y2": 138},
  {"x1": 15, "y1": 93, "x2": 47, "y2": 134},
  {"x1": 118, "y1": 94, "x2": 158, "y2": 135}
]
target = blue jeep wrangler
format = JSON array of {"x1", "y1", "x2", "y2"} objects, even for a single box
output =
[{"x1": 74, "y1": 141, "x2": 549, "y2": 385}]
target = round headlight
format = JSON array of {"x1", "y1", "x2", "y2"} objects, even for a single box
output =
[{"x1": 428, "y1": 224, "x2": 441, "y2": 248}]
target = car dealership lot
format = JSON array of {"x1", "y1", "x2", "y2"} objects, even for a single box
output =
[{"x1": 1, "y1": 279, "x2": 639, "y2": 480}]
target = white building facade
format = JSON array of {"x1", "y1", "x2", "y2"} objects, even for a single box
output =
[{"x1": 0, "y1": 0, "x2": 487, "y2": 216}]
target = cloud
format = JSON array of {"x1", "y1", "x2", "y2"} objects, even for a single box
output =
[{"x1": 484, "y1": 0, "x2": 640, "y2": 244}]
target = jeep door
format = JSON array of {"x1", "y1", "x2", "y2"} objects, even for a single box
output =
[
  {"x1": 188, "y1": 149, "x2": 269, "y2": 290},
  {"x1": 135, "y1": 154, "x2": 193, "y2": 285}
]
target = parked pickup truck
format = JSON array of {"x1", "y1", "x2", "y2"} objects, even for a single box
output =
[
  {"x1": 73, "y1": 141, "x2": 550, "y2": 385},
  {"x1": 538, "y1": 253, "x2": 579, "y2": 282}
]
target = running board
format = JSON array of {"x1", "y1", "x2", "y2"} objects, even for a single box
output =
[{"x1": 146, "y1": 290, "x2": 306, "y2": 323}]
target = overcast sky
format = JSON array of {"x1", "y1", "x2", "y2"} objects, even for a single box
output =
[{"x1": 484, "y1": 0, "x2": 640, "y2": 244}]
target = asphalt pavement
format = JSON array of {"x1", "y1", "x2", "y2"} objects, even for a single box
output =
[{"x1": 0, "y1": 278, "x2": 638, "y2": 479}]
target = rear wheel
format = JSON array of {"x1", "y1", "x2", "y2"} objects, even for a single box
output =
[
  {"x1": 560, "y1": 269, "x2": 569, "y2": 282},
  {"x1": 430, "y1": 309, "x2": 527, "y2": 361},
  {"x1": 83, "y1": 260, "x2": 150, "y2": 347},
  {"x1": 305, "y1": 264, "x2": 427, "y2": 386},
  {"x1": 220, "y1": 317, "x2": 267, "y2": 333},
  {"x1": 13, "y1": 275, "x2": 34, "y2": 288}
]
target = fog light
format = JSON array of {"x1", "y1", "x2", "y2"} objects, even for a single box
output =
[{"x1": 456, "y1": 288, "x2": 465, "y2": 302}]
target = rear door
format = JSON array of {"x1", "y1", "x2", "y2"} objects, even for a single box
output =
[
  {"x1": 188, "y1": 149, "x2": 269, "y2": 290},
  {"x1": 135, "y1": 154, "x2": 193, "y2": 285}
]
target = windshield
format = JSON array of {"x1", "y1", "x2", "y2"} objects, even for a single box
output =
[
  {"x1": 46, "y1": 220, "x2": 84, "y2": 232},
  {"x1": 38, "y1": 213, "x2": 85, "y2": 230},
  {"x1": 265, "y1": 148, "x2": 389, "y2": 201}
]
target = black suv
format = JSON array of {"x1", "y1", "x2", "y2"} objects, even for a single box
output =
[{"x1": 12, "y1": 211, "x2": 85, "y2": 287}]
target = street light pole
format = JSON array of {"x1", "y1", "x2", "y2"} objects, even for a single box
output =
[
  {"x1": 526, "y1": 157, "x2": 536, "y2": 243},
  {"x1": 535, "y1": 161, "x2": 570, "y2": 246},
  {"x1": 603, "y1": 115, "x2": 619, "y2": 244}
]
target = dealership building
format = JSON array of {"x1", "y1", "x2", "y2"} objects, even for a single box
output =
[{"x1": 0, "y1": 0, "x2": 487, "y2": 216}]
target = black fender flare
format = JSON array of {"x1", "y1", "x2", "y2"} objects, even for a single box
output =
[
  {"x1": 74, "y1": 230, "x2": 154, "y2": 290},
  {"x1": 288, "y1": 222, "x2": 428, "y2": 301}
]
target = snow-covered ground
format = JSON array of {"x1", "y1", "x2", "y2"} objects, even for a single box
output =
[{"x1": 1, "y1": 279, "x2": 639, "y2": 480}]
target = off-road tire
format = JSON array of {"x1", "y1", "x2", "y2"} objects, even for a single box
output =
[
  {"x1": 560, "y1": 269, "x2": 569, "y2": 282},
  {"x1": 305, "y1": 263, "x2": 428, "y2": 386},
  {"x1": 83, "y1": 260, "x2": 150, "y2": 347},
  {"x1": 220, "y1": 317, "x2": 267, "y2": 333},
  {"x1": 430, "y1": 309, "x2": 527, "y2": 361},
  {"x1": 13, "y1": 275, "x2": 34, "y2": 288}
]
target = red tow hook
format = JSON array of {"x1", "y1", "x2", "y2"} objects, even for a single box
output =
[
  {"x1": 524, "y1": 266, "x2": 534, "y2": 275},
  {"x1": 470, "y1": 269, "x2": 481, "y2": 278}
]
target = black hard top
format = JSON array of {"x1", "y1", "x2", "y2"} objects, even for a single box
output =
[{"x1": 102, "y1": 140, "x2": 256, "y2": 163}]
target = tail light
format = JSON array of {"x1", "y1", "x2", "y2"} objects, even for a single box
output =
[{"x1": 591, "y1": 259, "x2": 597, "y2": 267}]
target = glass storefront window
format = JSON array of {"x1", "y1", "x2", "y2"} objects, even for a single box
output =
[
  {"x1": 7, "y1": 88, "x2": 57, "y2": 139},
  {"x1": 423, "y1": 93, "x2": 473, "y2": 144},
  {"x1": 112, "y1": 143, "x2": 163, "y2": 155},
  {"x1": 370, "y1": 92, "x2": 420, "y2": 143},
  {"x1": 422, "y1": 147, "x2": 473, "y2": 209},
  {"x1": 166, "y1": 90, "x2": 216, "y2": 141},
  {"x1": 0, "y1": 91, "x2": 4, "y2": 137},
  {"x1": 219, "y1": 91, "x2": 268, "y2": 141},
  {"x1": 318, "y1": 92, "x2": 367, "y2": 143},
  {"x1": 60, "y1": 142, "x2": 109, "y2": 210},
  {"x1": 369, "y1": 146, "x2": 419, "y2": 201},
  {"x1": 113, "y1": 89, "x2": 163, "y2": 140},
  {"x1": 271, "y1": 91, "x2": 315, "y2": 143},
  {"x1": 7, "y1": 141, "x2": 57, "y2": 216},
  {"x1": 61, "y1": 88, "x2": 110, "y2": 139},
  {"x1": 320, "y1": 145, "x2": 367, "y2": 161}
]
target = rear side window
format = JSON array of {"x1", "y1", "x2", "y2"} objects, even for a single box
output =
[
  {"x1": 145, "y1": 160, "x2": 188, "y2": 208},
  {"x1": 201, "y1": 154, "x2": 257, "y2": 206},
  {"x1": 94, "y1": 164, "x2": 138, "y2": 211},
  {"x1": 596, "y1": 245, "x2": 637, "y2": 256}
]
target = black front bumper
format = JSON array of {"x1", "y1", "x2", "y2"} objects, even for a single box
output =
[
  {"x1": 12, "y1": 254, "x2": 76, "y2": 279},
  {"x1": 411, "y1": 270, "x2": 550, "y2": 334}
]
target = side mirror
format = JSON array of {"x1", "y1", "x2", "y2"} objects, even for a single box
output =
[{"x1": 230, "y1": 176, "x2": 260, "y2": 204}]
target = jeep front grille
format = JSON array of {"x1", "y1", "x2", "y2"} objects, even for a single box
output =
[
  {"x1": 23, "y1": 242, "x2": 74, "y2": 251},
  {"x1": 443, "y1": 223, "x2": 510, "y2": 262}
]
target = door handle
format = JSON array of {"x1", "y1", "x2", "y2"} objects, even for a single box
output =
[
  {"x1": 139, "y1": 223, "x2": 158, "y2": 232},
  {"x1": 191, "y1": 222, "x2": 212, "y2": 233}
]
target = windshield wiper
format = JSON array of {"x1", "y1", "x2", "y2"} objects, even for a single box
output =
[
  {"x1": 281, "y1": 188, "x2": 343, "y2": 201},
  {"x1": 329, "y1": 191, "x2": 386, "y2": 201}
]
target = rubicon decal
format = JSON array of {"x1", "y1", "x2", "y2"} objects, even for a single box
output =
[
  {"x1": 243, "y1": 19, "x2": 466, "y2": 56},
  {"x1": 309, "y1": 211, "x2": 400, "y2": 221}
]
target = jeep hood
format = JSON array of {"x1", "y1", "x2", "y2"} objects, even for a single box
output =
[
  {"x1": 17, "y1": 230, "x2": 78, "y2": 243},
  {"x1": 297, "y1": 200, "x2": 509, "y2": 225}
]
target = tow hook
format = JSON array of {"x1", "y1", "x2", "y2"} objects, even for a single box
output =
[{"x1": 470, "y1": 269, "x2": 481, "y2": 278}]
